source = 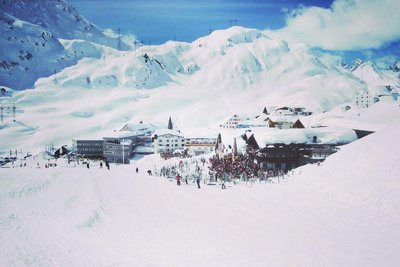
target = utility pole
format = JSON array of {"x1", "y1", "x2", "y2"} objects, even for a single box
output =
[
  {"x1": 0, "y1": 102, "x2": 3, "y2": 124},
  {"x1": 53, "y1": 70, "x2": 58, "y2": 84},
  {"x1": 12, "y1": 102, "x2": 16, "y2": 122},
  {"x1": 140, "y1": 41, "x2": 144, "y2": 56},
  {"x1": 117, "y1": 28, "x2": 122, "y2": 51}
]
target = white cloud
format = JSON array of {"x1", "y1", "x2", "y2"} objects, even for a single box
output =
[{"x1": 267, "y1": 0, "x2": 400, "y2": 51}]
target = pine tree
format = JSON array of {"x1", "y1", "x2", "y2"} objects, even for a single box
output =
[
  {"x1": 263, "y1": 107, "x2": 268, "y2": 115},
  {"x1": 168, "y1": 116, "x2": 173, "y2": 130}
]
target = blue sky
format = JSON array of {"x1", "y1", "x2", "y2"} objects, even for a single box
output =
[
  {"x1": 69, "y1": 0, "x2": 400, "y2": 65},
  {"x1": 68, "y1": 0, "x2": 333, "y2": 44}
]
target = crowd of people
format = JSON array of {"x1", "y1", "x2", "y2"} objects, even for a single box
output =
[
  {"x1": 208, "y1": 154, "x2": 259, "y2": 182},
  {"x1": 153, "y1": 153, "x2": 289, "y2": 189}
]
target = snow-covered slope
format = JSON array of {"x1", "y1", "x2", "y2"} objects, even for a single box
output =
[
  {"x1": 0, "y1": 12, "x2": 75, "y2": 90},
  {"x1": 351, "y1": 60, "x2": 400, "y2": 92},
  {"x1": 0, "y1": 0, "x2": 130, "y2": 90},
  {"x1": 1, "y1": 0, "x2": 128, "y2": 50},
  {"x1": 1, "y1": 122, "x2": 399, "y2": 267}
]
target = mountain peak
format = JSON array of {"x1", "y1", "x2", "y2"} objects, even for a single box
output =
[{"x1": 349, "y1": 58, "x2": 364, "y2": 71}]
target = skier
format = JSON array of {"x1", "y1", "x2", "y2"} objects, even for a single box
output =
[
  {"x1": 176, "y1": 174, "x2": 181, "y2": 186},
  {"x1": 136, "y1": 167, "x2": 139, "y2": 173},
  {"x1": 105, "y1": 161, "x2": 110, "y2": 170},
  {"x1": 86, "y1": 162, "x2": 90, "y2": 169},
  {"x1": 100, "y1": 162, "x2": 103, "y2": 169}
]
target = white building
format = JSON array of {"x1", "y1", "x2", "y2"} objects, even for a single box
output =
[
  {"x1": 353, "y1": 87, "x2": 374, "y2": 108},
  {"x1": 185, "y1": 136, "x2": 217, "y2": 156},
  {"x1": 220, "y1": 114, "x2": 251, "y2": 129},
  {"x1": 153, "y1": 129, "x2": 185, "y2": 154}
]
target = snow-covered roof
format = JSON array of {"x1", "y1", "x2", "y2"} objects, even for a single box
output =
[
  {"x1": 249, "y1": 127, "x2": 358, "y2": 147},
  {"x1": 120, "y1": 139, "x2": 133, "y2": 145},
  {"x1": 264, "y1": 116, "x2": 303, "y2": 123},
  {"x1": 133, "y1": 146, "x2": 154, "y2": 153},
  {"x1": 153, "y1": 129, "x2": 184, "y2": 138},
  {"x1": 217, "y1": 129, "x2": 248, "y2": 154},
  {"x1": 103, "y1": 130, "x2": 139, "y2": 139},
  {"x1": 237, "y1": 119, "x2": 267, "y2": 128},
  {"x1": 120, "y1": 121, "x2": 156, "y2": 134}
]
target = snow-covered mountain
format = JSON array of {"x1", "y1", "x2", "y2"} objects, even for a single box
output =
[
  {"x1": 1, "y1": 0, "x2": 129, "y2": 50},
  {"x1": 1, "y1": 25, "x2": 400, "y2": 153},
  {"x1": 0, "y1": 0, "x2": 130, "y2": 89}
]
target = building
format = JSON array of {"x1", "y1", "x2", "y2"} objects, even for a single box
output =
[
  {"x1": 73, "y1": 129, "x2": 140, "y2": 164},
  {"x1": 153, "y1": 129, "x2": 185, "y2": 155},
  {"x1": 72, "y1": 138, "x2": 104, "y2": 158},
  {"x1": 219, "y1": 114, "x2": 251, "y2": 129},
  {"x1": 103, "y1": 134, "x2": 134, "y2": 164},
  {"x1": 237, "y1": 118, "x2": 267, "y2": 129},
  {"x1": 273, "y1": 107, "x2": 294, "y2": 116},
  {"x1": 214, "y1": 129, "x2": 248, "y2": 157},
  {"x1": 263, "y1": 117, "x2": 305, "y2": 129},
  {"x1": 120, "y1": 121, "x2": 155, "y2": 151},
  {"x1": 53, "y1": 145, "x2": 71, "y2": 158},
  {"x1": 353, "y1": 87, "x2": 373, "y2": 108},
  {"x1": 244, "y1": 127, "x2": 358, "y2": 171},
  {"x1": 309, "y1": 145, "x2": 340, "y2": 163},
  {"x1": 185, "y1": 136, "x2": 217, "y2": 156}
]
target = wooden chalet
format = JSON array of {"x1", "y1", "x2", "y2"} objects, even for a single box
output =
[{"x1": 244, "y1": 127, "x2": 358, "y2": 171}]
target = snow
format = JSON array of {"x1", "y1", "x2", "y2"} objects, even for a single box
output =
[
  {"x1": 1, "y1": 3, "x2": 400, "y2": 265},
  {"x1": 249, "y1": 126, "x2": 357, "y2": 146},
  {"x1": 1, "y1": 123, "x2": 400, "y2": 267},
  {"x1": 153, "y1": 128, "x2": 184, "y2": 138}
]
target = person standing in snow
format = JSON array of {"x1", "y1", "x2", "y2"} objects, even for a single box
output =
[
  {"x1": 221, "y1": 180, "x2": 226, "y2": 189},
  {"x1": 136, "y1": 167, "x2": 139, "y2": 173},
  {"x1": 176, "y1": 174, "x2": 181, "y2": 186},
  {"x1": 196, "y1": 174, "x2": 201, "y2": 189},
  {"x1": 100, "y1": 162, "x2": 103, "y2": 169}
]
